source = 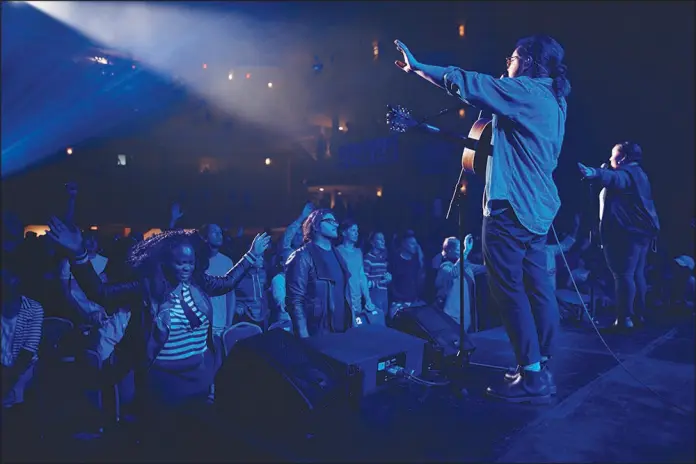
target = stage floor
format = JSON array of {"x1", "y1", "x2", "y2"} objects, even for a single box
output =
[
  {"x1": 7, "y1": 312, "x2": 694, "y2": 463},
  {"x1": 287, "y1": 312, "x2": 695, "y2": 462}
]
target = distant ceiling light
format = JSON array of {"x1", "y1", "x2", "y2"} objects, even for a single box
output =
[
  {"x1": 265, "y1": 158, "x2": 272, "y2": 165},
  {"x1": 228, "y1": 72, "x2": 234, "y2": 80},
  {"x1": 319, "y1": 187, "x2": 325, "y2": 192},
  {"x1": 459, "y1": 108, "x2": 466, "y2": 118},
  {"x1": 246, "y1": 73, "x2": 251, "y2": 79},
  {"x1": 458, "y1": 24, "x2": 466, "y2": 37},
  {"x1": 202, "y1": 63, "x2": 207, "y2": 69},
  {"x1": 132, "y1": 64, "x2": 137, "y2": 69},
  {"x1": 66, "y1": 147, "x2": 73, "y2": 155},
  {"x1": 372, "y1": 40, "x2": 379, "y2": 59},
  {"x1": 337, "y1": 191, "x2": 342, "y2": 195},
  {"x1": 267, "y1": 82, "x2": 273, "y2": 88},
  {"x1": 376, "y1": 188, "x2": 383, "y2": 197},
  {"x1": 338, "y1": 126, "x2": 345, "y2": 131},
  {"x1": 90, "y1": 226, "x2": 98, "y2": 231}
]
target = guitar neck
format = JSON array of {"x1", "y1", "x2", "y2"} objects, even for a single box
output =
[{"x1": 417, "y1": 123, "x2": 469, "y2": 144}]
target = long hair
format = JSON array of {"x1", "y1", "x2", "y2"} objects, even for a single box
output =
[
  {"x1": 302, "y1": 209, "x2": 333, "y2": 244},
  {"x1": 128, "y1": 229, "x2": 210, "y2": 303},
  {"x1": 515, "y1": 35, "x2": 571, "y2": 98}
]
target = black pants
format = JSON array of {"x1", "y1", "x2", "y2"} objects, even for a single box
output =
[
  {"x1": 482, "y1": 206, "x2": 559, "y2": 367},
  {"x1": 603, "y1": 235, "x2": 650, "y2": 319}
]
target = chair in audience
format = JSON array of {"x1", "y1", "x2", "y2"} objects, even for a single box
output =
[
  {"x1": 222, "y1": 322, "x2": 263, "y2": 357},
  {"x1": 267, "y1": 319, "x2": 293, "y2": 333}
]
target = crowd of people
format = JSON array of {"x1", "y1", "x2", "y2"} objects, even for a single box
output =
[
  {"x1": 3, "y1": 33, "x2": 695, "y2": 460},
  {"x1": 3, "y1": 186, "x2": 693, "y2": 454}
]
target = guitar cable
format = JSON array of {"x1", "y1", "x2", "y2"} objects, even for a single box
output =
[
  {"x1": 551, "y1": 224, "x2": 693, "y2": 415},
  {"x1": 389, "y1": 103, "x2": 691, "y2": 413}
]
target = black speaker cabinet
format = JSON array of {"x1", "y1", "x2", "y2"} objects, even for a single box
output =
[
  {"x1": 215, "y1": 329, "x2": 357, "y2": 442},
  {"x1": 391, "y1": 304, "x2": 476, "y2": 370}
]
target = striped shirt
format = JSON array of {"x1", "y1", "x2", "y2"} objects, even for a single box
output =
[
  {"x1": 364, "y1": 250, "x2": 389, "y2": 291},
  {"x1": 2, "y1": 296, "x2": 43, "y2": 368},
  {"x1": 156, "y1": 284, "x2": 209, "y2": 362}
]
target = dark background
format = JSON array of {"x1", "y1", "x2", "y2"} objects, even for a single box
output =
[{"x1": 2, "y1": 1, "x2": 693, "y2": 254}]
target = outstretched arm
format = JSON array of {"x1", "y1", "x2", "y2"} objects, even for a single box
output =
[{"x1": 396, "y1": 40, "x2": 534, "y2": 119}]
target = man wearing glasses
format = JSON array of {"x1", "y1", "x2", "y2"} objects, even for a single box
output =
[
  {"x1": 286, "y1": 209, "x2": 353, "y2": 338},
  {"x1": 394, "y1": 35, "x2": 571, "y2": 404}
]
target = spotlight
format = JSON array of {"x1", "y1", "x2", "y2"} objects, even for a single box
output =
[
  {"x1": 319, "y1": 188, "x2": 325, "y2": 192},
  {"x1": 66, "y1": 148, "x2": 73, "y2": 155},
  {"x1": 202, "y1": 63, "x2": 207, "y2": 69},
  {"x1": 458, "y1": 24, "x2": 465, "y2": 37},
  {"x1": 228, "y1": 72, "x2": 234, "y2": 80},
  {"x1": 246, "y1": 73, "x2": 251, "y2": 79},
  {"x1": 459, "y1": 108, "x2": 466, "y2": 118},
  {"x1": 376, "y1": 188, "x2": 383, "y2": 197},
  {"x1": 265, "y1": 158, "x2": 272, "y2": 166},
  {"x1": 338, "y1": 126, "x2": 345, "y2": 131},
  {"x1": 267, "y1": 82, "x2": 273, "y2": 88}
]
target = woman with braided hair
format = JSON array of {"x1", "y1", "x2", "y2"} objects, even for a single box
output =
[{"x1": 46, "y1": 217, "x2": 270, "y2": 457}]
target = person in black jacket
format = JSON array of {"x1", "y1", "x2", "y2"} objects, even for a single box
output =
[
  {"x1": 578, "y1": 141, "x2": 660, "y2": 329},
  {"x1": 46, "y1": 216, "x2": 270, "y2": 457},
  {"x1": 285, "y1": 209, "x2": 353, "y2": 338}
]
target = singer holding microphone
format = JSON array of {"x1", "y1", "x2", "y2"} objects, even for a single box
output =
[{"x1": 578, "y1": 141, "x2": 660, "y2": 330}]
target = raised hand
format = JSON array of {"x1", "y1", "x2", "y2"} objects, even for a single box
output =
[
  {"x1": 65, "y1": 182, "x2": 78, "y2": 198},
  {"x1": 249, "y1": 232, "x2": 271, "y2": 257},
  {"x1": 47, "y1": 216, "x2": 84, "y2": 254},
  {"x1": 394, "y1": 40, "x2": 419, "y2": 73},
  {"x1": 464, "y1": 234, "x2": 474, "y2": 251},
  {"x1": 170, "y1": 202, "x2": 184, "y2": 222},
  {"x1": 577, "y1": 162, "x2": 597, "y2": 179}
]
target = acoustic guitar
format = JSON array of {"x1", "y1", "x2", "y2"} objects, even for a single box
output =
[{"x1": 386, "y1": 105, "x2": 493, "y2": 176}]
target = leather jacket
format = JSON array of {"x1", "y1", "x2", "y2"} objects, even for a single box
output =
[
  {"x1": 597, "y1": 162, "x2": 660, "y2": 242},
  {"x1": 285, "y1": 242, "x2": 353, "y2": 338},
  {"x1": 70, "y1": 253, "x2": 254, "y2": 383}
]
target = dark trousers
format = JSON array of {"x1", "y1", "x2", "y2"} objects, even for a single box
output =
[
  {"x1": 603, "y1": 235, "x2": 650, "y2": 319},
  {"x1": 482, "y1": 207, "x2": 559, "y2": 367}
]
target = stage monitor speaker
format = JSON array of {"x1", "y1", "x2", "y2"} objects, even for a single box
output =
[
  {"x1": 215, "y1": 329, "x2": 357, "y2": 441},
  {"x1": 391, "y1": 304, "x2": 475, "y2": 367}
]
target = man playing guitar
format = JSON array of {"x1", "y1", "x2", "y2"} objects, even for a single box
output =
[{"x1": 395, "y1": 35, "x2": 571, "y2": 404}]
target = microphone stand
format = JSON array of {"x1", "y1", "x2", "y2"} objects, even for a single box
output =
[
  {"x1": 582, "y1": 181, "x2": 599, "y2": 326},
  {"x1": 446, "y1": 167, "x2": 470, "y2": 368}
]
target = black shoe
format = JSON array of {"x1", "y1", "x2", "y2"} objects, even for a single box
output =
[
  {"x1": 487, "y1": 369, "x2": 551, "y2": 404},
  {"x1": 504, "y1": 364, "x2": 557, "y2": 395}
]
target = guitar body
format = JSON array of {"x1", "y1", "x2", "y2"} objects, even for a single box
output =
[{"x1": 461, "y1": 118, "x2": 493, "y2": 176}]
